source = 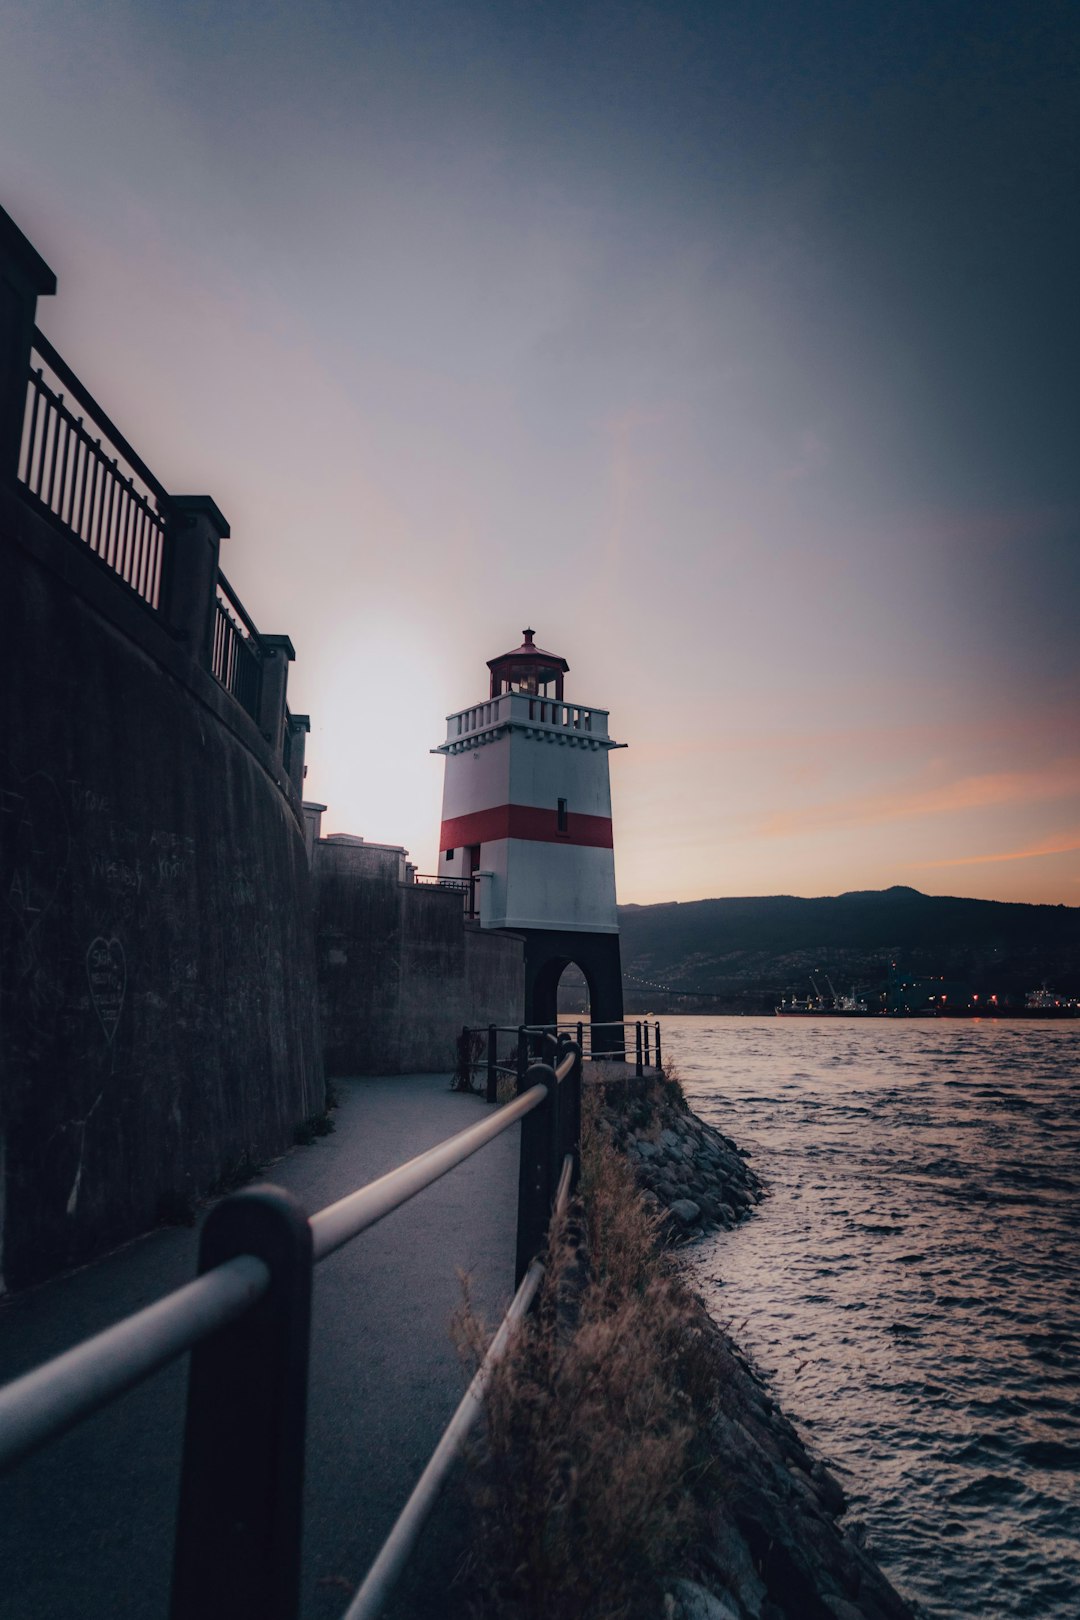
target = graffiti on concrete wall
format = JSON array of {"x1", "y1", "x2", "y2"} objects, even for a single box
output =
[
  {"x1": 85, "y1": 936, "x2": 125, "y2": 1042},
  {"x1": 0, "y1": 761, "x2": 70, "y2": 935}
]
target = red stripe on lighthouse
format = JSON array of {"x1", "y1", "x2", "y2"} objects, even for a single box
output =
[{"x1": 440, "y1": 805, "x2": 613, "y2": 850}]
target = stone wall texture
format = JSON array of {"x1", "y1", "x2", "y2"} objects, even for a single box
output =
[
  {"x1": 1, "y1": 491, "x2": 324, "y2": 1291},
  {"x1": 313, "y1": 841, "x2": 524, "y2": 1075}
]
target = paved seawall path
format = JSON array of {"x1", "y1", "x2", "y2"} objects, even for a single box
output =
[{"x1": 0, "y1": 1075, "x2": 519, "y2": 1620}]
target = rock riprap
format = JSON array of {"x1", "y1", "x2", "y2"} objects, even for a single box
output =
[
  {"x1": 590, "y1": 1069, "x2": 915, "y2": 1620},
  {"x1": 588, "y1": 1068, "x2": 764, "y2": 1238},
  {"x1": 661, "y1": 1299, "x2": 915, "y2": 1620}
]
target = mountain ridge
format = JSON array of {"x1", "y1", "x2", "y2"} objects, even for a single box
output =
[{"x1": 614, "y1": 886, "x2": 1080, "y2": 1012}]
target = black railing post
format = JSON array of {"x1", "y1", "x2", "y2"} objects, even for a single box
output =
[
  {"x1": 515, "y1": 1062, "x2": 557, "y2": 1286},
  {"x1": 635, "y1": 1020, "x2": 643, "y2": 1077},
  {"x1": 548, "y1": 1045, "x2": 564, "y2": 1203},
  {"x1": 457, "y1": 1024, "x2": 472, "y2": 1089},
  {"x1": 171, "y1": 1185, "x2": 313, "y2": 1620},
  {"x1": 161, "y1": 496, "x2": 229, "y2": 667},
  {"x1": 285, "y1": 712, "x2": 309, "y2": 797},
  {"x1": 558, "y1": 1039, "x2": 583, "y2": 1192},
  {"x1": 572, "y1": 1040, "x2": 583, "y2": 1187},
  {"x1": 517, "y1": 1024, "x2": 527, "y2": 1091},
  {"x1": 644, "y1": 1020, "x2": 651, "y2": 1068},
  {"x1": 577, "y1": 1019, "x2": 584, "y2": 1061},
  {"x1": 486, "y1": 1023, "x2": 498, "y2": 1103},
  {"x1": 0, "y1": 204, "x2": 56, "y2": 485},
  {"x1": 258, "y1": 633, "x2": 295, "y2": 761},
  {"x1": 655, "y1": 1021, "x2": 662, "y2": 1073}
]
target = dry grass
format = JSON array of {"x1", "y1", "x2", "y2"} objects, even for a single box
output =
[
  {"x1": 454, "y1": 1084, "x2": 724, "y2": 1620},
  {"x1": 656, "y1": 1057, "x2": 688, "y2": 1112},
  {"x1": 587, "y1": 1058, "x2": 689, "y2": 1137},
  {"x1": 451, "y1": 1028, "x2": 486, "y2": 1093},
  {"x1": 496, "y1": 1071, "x2": 518, "y2": 1105}
]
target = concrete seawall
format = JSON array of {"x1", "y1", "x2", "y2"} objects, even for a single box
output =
[
  {"x1": 2, "y1": 486, "x2": 323, "y2": 1290},
  {"x1": 313, "y1": 838, "x2": 523, "y2": 1075}
]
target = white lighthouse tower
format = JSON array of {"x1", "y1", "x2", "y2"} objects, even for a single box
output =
[{"x1": 433, "y1": 629, "x2": 625, "y2": 1034}]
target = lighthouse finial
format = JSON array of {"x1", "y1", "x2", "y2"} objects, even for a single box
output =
[{"x1": 522, "y1": 627, "x2": 535, "y2": 645}]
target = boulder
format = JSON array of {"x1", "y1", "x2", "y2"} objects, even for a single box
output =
[
  {"x1": 670, "y1": 1576, "x2": 743, "y2": 1620},
  {"x1": 700, "y1": 1517, "x2": 768, "y2": 1617},
  {"x1": 823, "y1": 1601, "x2": 868, "y2": 1620}
]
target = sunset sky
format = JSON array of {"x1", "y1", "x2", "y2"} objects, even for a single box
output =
[{"x1": 3, "y1": 1, "x2": 1077, "y2": 906}]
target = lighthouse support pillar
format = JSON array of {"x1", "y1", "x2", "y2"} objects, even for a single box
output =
[{"x1": 521, "y1": 930, "x2": 625, "y2": 1061}]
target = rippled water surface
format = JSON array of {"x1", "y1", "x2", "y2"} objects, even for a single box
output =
[{"x1": 664, "y1": 1017, "x2": 1080, "y2": 1620}]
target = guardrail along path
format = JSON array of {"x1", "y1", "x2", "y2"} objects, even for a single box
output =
[{"x1": 0, "y1": 1074, "x2": 519, "y2": 1620}]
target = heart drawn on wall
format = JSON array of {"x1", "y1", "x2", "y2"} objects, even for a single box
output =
[{"x1": 86, "y1": 936, "x2": 126, "y2": 1043}]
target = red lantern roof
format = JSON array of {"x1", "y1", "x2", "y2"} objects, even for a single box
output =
[{"x1": 487, "y1": 628, "x2": 568, "y2": 698}]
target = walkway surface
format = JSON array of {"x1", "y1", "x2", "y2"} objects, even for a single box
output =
[{"x1": 0, "y1": 1075, "x2": 520, "y2": 1620}]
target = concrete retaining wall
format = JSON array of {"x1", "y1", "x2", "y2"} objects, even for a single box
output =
[
  {"x1": 1, "y1": 489, "x2": 324, "y2": 1291},
  {"x1": 313, "y1": 841, "x2": 524, "y2": 1075}
]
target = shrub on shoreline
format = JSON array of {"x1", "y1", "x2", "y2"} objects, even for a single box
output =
[{"x1": 455, "y1": 1079, "x2": 723, "y2": 1620}]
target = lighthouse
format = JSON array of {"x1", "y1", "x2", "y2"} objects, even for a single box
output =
[{"x1": 433, "y1": 630, "x2": 625, "y2": 1039}]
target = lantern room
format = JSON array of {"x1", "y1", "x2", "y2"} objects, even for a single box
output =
[{"x1": 487, "y1": 628, "x2": 568, "y2": 700}]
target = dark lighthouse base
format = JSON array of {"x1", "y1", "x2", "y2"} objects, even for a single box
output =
[{"x1": 521, "y1": 929, "x2": 626, "y2": 1057}]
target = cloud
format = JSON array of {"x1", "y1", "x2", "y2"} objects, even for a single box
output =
[
  {"x1": 916, "y1": 831, "x2": 1080, "y2": 868},
  {"x1": 758, "y1": 758, "x2": 1080, "y2": 840}
]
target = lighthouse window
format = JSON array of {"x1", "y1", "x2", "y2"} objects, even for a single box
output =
[
  {"x1": 557, "y1": 798, "x2": 568, "y2": 832},
  {"x1": 445, "y1": 848, "x2": 455, "y2": 862}
]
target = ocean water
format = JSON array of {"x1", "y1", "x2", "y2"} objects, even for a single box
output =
[{"x1": 662, "y1": 1016, "x2": 1080, "y2": 1620}]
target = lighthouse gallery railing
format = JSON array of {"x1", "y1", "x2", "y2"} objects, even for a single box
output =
[{"x1": 0, "y1": 1039, "x2": 584, "y2": 1620}]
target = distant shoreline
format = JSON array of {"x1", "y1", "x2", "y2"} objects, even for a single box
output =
[{"x1": 613, "y1": 1006, "x2": 1080, "y2": 1020}]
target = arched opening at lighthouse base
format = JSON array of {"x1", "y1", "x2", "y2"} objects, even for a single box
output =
[
  {"x1": 531, "y1": 954, "x2": 590, "y2": 1025},
  {"x1": 522, "y1": 930, "x2": 625, "y2": 1059}
]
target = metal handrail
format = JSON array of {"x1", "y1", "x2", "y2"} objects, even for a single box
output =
[
  {"x1": 20, "y1": 362, "x2": 169, "y2": 610},
  {"x1": 0, "y1": 1255, "x2": 268, "y2": 1473},
  {"x1": 552, "y1": 1048, "x2": 576, "y2": 1085},
  {"x1": 343, "y1": 1256, "x2": 546, "y2": 1620},
  {"x1": 0, "y1": 1047, "x2": 583, "y2": 1620},
  {"x1": 211, "y1": 571, "x2": 263, "y2": 720},
  {"x1": 311, "y1": 1082, "x2": 546, "y2": 1262},
  {"x1": 552, "y1": 1147, "x2": 575, "y2": 1215},
  {"x1": 31, "y1": 326, "x2": 168, "y2": 502},
  {"x1": 216, "y1": 569, "x2": 262, "y2": 643},
  {"x1": 465, "y1": 1022, "x2": 661, "y2": 1098},
  {"x1": 0, "y1": 1086, "x2": 551, "y2": 1472},
  {"x1": 344, "y1": 1148, "x2": 575, "y2": 1620},
  {"x1": 487, "y1": 1020, "x2": 638, "y2": 1032}
]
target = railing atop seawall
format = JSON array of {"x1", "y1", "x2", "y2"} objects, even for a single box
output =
[
  {"x1": 1, "y1": 203, "x2": 309, "y2": 801},
  {"x1": 0, "y1": 1037, "x2": 584, "y2": 1620},
  {"x1": 408, "y1": 870, "x2": 479, "y2": 917},
  {"x1": 20, "y1": 325, "x2": 170, "y2": 609},
  {"x1": 461, "y1": 1019, "x2": 663, "y2": 1103}
]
